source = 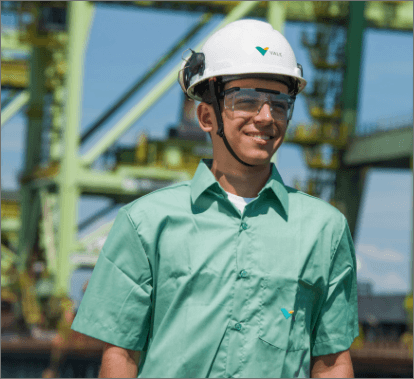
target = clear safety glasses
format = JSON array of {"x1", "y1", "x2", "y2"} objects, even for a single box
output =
[{"x1": 219, "y1": 87, "x2": 295, "y2": 122}]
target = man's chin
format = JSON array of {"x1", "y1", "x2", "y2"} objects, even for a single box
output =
[{"x1": 241, "y1": 155, "x2": 273, "y2": 167}]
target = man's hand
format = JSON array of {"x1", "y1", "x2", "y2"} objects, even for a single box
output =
[
  {"x1": 311, "y1": 349, "x2": 354, "y2": 378},
  {"x1": 99, "y1": 343, "x2": 140, "y2": 378}
]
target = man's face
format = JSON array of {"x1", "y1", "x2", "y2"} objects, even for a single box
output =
[{"x1": 218, "y1": 78, "x2": 289, "y2": 166}]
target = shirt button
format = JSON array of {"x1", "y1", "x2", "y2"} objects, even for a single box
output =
[
  {"x1": 239, "y1": 270, "x2": 248, "y2": 278},
  {"x1": 241, "y1": 222, "x2": 248, "y2": 230},
  {"x1": 235, "y1": 322, "x2": 242, "y2": 331}
]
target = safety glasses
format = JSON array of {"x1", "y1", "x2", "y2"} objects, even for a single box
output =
[{"x1": 219, "y1": 87, "x2": 295, "y2": 122}]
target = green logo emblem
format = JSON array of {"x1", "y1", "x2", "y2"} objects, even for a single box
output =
[
  {"x1": 281, "y1": 308, "x2": 295, "y2": 319},
  {"x1": 256, "y1": 46, "x2": 269, "y2": 56}
]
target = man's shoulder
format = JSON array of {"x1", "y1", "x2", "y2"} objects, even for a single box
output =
[
  {"x1": 285, "y1": 185, "x2": 345, "y2": 221},
  {"x1": 121, "y1": 180, "x2": 191, "y2": 220}
]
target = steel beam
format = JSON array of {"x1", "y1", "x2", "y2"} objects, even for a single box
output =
[
  {"x1": 335, "y1": 1, "x2": 367, "y2": 239},
  {"x1": 1, "y1": 91, "x2": 30, "y2": 128},
  {"x1": 1, "y1": 27, "x2": 31, "y2": 52},
  {"x1": 344, "y1": 126, "x2": 413, "y2": 168},
  {"x1": 267, "y1": 1, "x2": 286, "y2": 168},
  {"x1": 1, "y1": 90, "x2": 17, "y2": 108},
  {"x1": 97, "y1": 1, "x2": 413, "y2": 31},
  {"x1": 77, "y1": 166, "x2": 190, "y2": 195},
  {"x1": 1, "y1": 59, "x2": 30, "y2": 89},
  {"x1": 56, "y1": 1, "x2": 95, "y2": 296},
  {"x1": 341, "y1": 2, "x2": 366, "y2": 136},
  {"x1": 411, "y1": 158, "x2": 413, "y2": 295},
  {"x1": 267, "y1": 1, "x2": 286, "y2": 34},
  {"x1": 78, "y1": 203, "x2": 118, "y2": 232},
  {"x1": 81, "y1": 0, "x2": 260, "y2": 166},
  {"x1": 18, "y1": 46, "x2": 49, "y2": 271},
  {"x1": 39, "y1": 189, "x2": 58, "y2": 276},
  {"x1": 1, "y1": 219, "x2": 21, "y2": 233},
  {"x1": 364, "y1": 1, "x2": 413, "y2": 31},
  {"x1": 79, "y1": 219, "x2": 115, "y2": 249},
  {"x1": 334, "y1": 165, "x2": 368, "y2": 240}
]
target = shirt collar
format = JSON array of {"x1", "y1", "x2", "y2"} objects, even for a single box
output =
[{"x1": 190, "y1": 159, "x2": 289, "y2": 214}]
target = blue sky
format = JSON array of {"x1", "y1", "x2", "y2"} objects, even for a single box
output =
[{"x1": 1, "y1": 4, "x2": 413, "y2": 296}]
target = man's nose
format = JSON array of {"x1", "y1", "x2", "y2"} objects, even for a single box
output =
[{"x1": 255, "y1": 102, "x2": 273, "y2": 122}]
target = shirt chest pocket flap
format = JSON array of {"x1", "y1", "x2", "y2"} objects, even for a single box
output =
[{"x1": 259, "y1": 285, "x2": 311, "y2": 352}]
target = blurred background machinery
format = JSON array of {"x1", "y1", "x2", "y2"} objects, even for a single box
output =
[{"x1": 1, "y1": 1, "x2": 413, "y2": 377}]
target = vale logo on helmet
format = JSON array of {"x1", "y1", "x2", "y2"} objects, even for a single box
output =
[{"x1": 255, "y1": 46, "x2": 282, "y2": 57}]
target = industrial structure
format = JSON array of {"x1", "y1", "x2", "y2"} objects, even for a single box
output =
[{"x1": 1, "y1": 1, "x2": 413, "y2": 377}]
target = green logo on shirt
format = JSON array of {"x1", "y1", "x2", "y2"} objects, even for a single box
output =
[{"x1": 281, "y1": 308, "x2": 294, "y2": 319}]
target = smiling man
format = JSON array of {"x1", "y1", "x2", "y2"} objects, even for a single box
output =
[
  {"x1": 72, "y1": 20, "x2": 358, "y2": 378},
  {"x1": 197, "y1": 77, "x2": 292, "y2": 199}
]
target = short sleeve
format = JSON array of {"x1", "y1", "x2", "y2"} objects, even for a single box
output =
[
  {"x1": 71, "y1": 207, "x2": 153, "y2": 351},
  {"x1": 311, "y1": 216, "x2": 359, "y2": 356}
]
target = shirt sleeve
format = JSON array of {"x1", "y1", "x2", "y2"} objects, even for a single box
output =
[
  {"x1": 310, "y1": 215, "x2": 359, "y2": 356},
  {"x1": 71, "y1": 207, "x2": 153, "y2": 351}
]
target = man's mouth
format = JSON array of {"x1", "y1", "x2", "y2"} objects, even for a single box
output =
[{"x1": 245, "y1": 133, "x2": 274, "y2": 141}]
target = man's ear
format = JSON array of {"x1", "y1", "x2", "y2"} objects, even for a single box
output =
[{"x1": 197, "y1": 102, "x2": 215, "y2": 134}]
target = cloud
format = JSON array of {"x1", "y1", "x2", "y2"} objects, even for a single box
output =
[
  {"x1": 356, "y1": 244, "x2": 406, "y2": 262},
  {"x1": 380, "y1": 272, "x2": 409, "y2": 292},
  {"x1": 356, "y1": 255, "x2": 409, "y2": 294},
  {"x1": 356, "y1": 255, "x2": 363, "y2": 272}
]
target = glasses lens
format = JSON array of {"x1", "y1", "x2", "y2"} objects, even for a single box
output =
[
  {"x1": 268, "y1": 99, "x2": 289, "y2": 120},
  {"x1": 234, "y1": 94, "x2": 261, "y2": 113},
  {"x1": 224, "y1": 89, "x2": 293, "y2": 121}
]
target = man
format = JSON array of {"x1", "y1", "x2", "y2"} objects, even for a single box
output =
[{"x1": 72, "y1": 19, "x2": 358, "y2": 378}]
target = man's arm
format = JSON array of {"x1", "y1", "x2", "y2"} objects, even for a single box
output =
[
  {"x1": 310, "y1": 349, "x2": 354, "y2": 378},
  {"x1": 99, "y1": 343, "x2": 140, "y2": 378}
]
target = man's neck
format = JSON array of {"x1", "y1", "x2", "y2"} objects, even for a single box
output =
[{"x1": 209, "y1": 160, "x2": 272, "y2": 198}]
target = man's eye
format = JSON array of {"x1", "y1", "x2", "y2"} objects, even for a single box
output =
[
  {"x1": 236, "y1": 98, "x2": 259, "y2": 106},
  {"x1": 271, "y1": 101, "x2": 288, "y2": 111}
]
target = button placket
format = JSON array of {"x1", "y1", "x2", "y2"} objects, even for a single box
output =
[
  {"x1": 239, "y1": 270, "x2": 248, "y2": 278},
  {"x1": 239, "y1": 222, "x2": 249, "y2": 233}
]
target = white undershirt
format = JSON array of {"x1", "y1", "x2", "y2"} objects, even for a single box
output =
[{"x1": 225, "y1": 191, "x2": 257, "y2": 214}]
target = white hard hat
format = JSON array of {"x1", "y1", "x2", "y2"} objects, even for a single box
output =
[{"x1": 179, "y1": 19, "x2": 307, "y2": 101}]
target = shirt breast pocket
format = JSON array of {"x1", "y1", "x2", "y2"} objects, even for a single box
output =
[{"x1": 259, "y1": 283, "x2": 311, "y2": 352}]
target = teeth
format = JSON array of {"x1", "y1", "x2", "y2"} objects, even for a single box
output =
[{"x1": 247, "y1": 134, "x2": 270, "y2": 140}]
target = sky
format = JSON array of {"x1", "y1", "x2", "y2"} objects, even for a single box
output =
[{"x1": 1, "y1": 3, "x2": 413, "y2": 298}]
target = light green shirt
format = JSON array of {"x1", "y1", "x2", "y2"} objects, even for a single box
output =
[{"x1": 72, "y1": 158, "x2": 358, "y2": 378}]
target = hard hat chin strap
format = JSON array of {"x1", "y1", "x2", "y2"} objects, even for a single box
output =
[{"x1": 208, "y1": 79, "x2": 255, "y2": 168}]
